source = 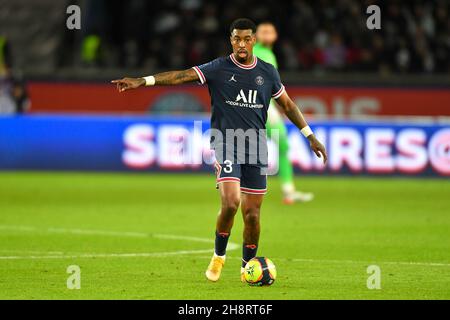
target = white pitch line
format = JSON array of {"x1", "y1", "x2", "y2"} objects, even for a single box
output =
[
  {"x1": 0, "y1": 249, "x2": 216, "y2": 260},
  {"x1": 0, "y1": 250, "x2": 65, "y2": 255},
  {"x1": 0, "y1": 225, "x2": 239, "y2": 260},
  {"x1": 153, "y1": 233, "x2": 215, "y2": 243},
  {"x1": 1, "y1": 225, "x2": 448, "y2": 267},
  {"x1": 195, "y1": 256, "x2": 450, "y2": 268},
  {"x1": 0, "y1": 225, "x2": 236, "y2": 245},
  {"x1": 154, "y1": 233, "x2": 239, "y2": 250},
  {"x1": 47, "y1": 227, "x2": 150, "y2": 238},
  {"x1": 290, "y1": 258, "x2": 450, "y2": 268},
  {"x1": 0, "y1": 225, "x2": 149, "y2": 238}
]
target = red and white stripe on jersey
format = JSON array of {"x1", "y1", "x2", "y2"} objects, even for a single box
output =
[
  {"x1": 272, "y1": 85, "x2": 285, "y2": 99},
  {"x1": 229, "y1": 54, "x2": 258, "y2": 70},
  {"x1": 240, "y1": 187, "x2": 267, "y2": 195},
  {"x1": 192, "y1": 66, "x2": 206, "y2": 84}
]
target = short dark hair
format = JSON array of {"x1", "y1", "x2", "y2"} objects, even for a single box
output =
[{"x1": 229, "y1": 18, "x2": 256, "y2": 35}]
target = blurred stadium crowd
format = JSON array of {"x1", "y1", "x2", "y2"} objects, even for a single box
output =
[
  {"x1": 0, "y1": 0, "x2": 449, "y2": 75},
  {"x1": 57, "y1": 0, "x2": 450, "y2": 74},
  {"x1": 0, "y1": 0, "x2": 449, "y2": 114}
]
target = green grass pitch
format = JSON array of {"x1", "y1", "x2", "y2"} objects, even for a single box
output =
[{"x1": 0, "y1": 172, "x2": 449, "y2": 299}]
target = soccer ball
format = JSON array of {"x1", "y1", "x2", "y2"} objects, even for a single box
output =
[{"x1": 243, "y1": 257, "x2": 276, "y2": 286}]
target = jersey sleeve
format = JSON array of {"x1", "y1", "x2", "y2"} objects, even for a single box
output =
[
  {"x1": 192, "y1": 58, "x2": 223, "y2": 85},
  {"x1": 271, "y1": 67, "x2": 285, "y2": 100}
]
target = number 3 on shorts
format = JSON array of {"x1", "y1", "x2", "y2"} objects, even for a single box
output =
[{"x1": 223, "y1": 160, "x2": 233, "y2": 173}]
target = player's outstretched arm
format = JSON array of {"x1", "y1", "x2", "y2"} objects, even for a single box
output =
[
  {"x1": 275, "y1": 91, "x2": 328, "y2": 164},
  {"x1": 111, "y1": 68, "x2": 199, "y2": 92}
]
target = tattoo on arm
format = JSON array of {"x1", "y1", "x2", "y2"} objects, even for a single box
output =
[
  {"x1": 277, "y1": 94, "x2": 308, "y2": 130},
  {"x1": 154, "y1": 69, "x2": 199, "y2": 85},
  {"x1": 284, "y1": 105, "x2": 308, "y2": 131}
]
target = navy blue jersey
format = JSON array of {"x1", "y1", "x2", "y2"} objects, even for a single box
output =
[{"x1": 193, "y1": 54, "x2": 285, "y2": 165}]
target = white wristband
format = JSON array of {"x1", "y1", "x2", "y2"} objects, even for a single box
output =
[
  {"x1": 301, "y1": 126, "x2": 313, "y2": 138},
  {"x1": 143, "y1": 76, "x2": 155, "y2": 86}
]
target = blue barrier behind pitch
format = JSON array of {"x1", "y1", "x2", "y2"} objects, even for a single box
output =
[{"x1": 0, "y1": 115, "x2": 448, "y2": 176}]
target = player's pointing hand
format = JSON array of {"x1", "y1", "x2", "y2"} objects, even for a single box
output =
[
  {"x1": 111, "y1": 77, "x2": 145, "y2": 92},
  {"x1": 308, "y1": 135, "x2": 328, "y2": 165}
]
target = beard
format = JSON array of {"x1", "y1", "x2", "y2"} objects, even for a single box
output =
[{"x1": 235, "y1": 50, "x2": 248, "y2": 62}]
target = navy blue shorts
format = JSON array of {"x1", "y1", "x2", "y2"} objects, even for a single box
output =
[{"x1": 214, "y1": 161, "x2": 267, "y2": 195}]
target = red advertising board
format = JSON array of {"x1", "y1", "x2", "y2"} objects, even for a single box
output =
[{"x1": 28, "y1": 82, "x2": 450, "y2": 117}]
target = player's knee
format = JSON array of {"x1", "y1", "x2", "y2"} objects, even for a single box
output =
[
  {"x1": 244, "y1": 208, "x2": 260, "y2": 226},
  {"x1": 222, "y1": 196, "x2": 240, "y2": 215}
]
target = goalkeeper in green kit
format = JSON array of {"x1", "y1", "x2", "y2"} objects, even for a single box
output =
[{"x1": 254, "y1": 22, "x2": 314, "y2": 204}]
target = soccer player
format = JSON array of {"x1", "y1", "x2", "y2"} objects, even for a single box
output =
[
  {"x1": 112, "y1": 18, "x2": 327, "y2": 282},
  {"x1": 254, "y1": 22, "x2": 314, "y2": 204}
]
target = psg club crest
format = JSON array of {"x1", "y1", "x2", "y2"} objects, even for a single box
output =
[{"x1": 255, "y1": 76, "x2": 264, "y2": 86}]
